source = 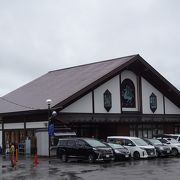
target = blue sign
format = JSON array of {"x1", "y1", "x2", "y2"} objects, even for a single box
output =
[{"x1": 48, "y1": 121, "x2": 54, "y2": 136}]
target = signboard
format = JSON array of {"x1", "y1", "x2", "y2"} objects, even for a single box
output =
[
  {"x1": 150, "y1": 93, "x2": 157, "y2": 113},
  {"x1": 104, "y1": 89, "x2": 112, "y2": 112}
]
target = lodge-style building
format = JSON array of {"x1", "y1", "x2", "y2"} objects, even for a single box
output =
[{"x1": 0, "y1": 54, "x2": 180, "y2": 153}]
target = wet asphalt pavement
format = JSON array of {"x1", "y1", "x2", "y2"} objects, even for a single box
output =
[{"x1": 1, "y1": 155, "x2": 180, "y2": 180}]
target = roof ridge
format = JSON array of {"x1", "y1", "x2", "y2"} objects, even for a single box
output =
[{"x1": 48, "y1": 54, "x2": 138, "y2": 73}]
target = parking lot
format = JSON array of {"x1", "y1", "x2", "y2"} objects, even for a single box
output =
[{"x1": 1, "y1": 155, "x2": 180, "y2": 180}]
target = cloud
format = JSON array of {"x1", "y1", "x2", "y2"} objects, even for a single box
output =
[{"x1": 0, "y1": 0, "x2": 180, "y2": 96}]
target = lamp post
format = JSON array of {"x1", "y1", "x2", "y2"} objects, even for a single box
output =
[
  {"x1": 46, "y1": 99, "x2": 57, "y2": 159},
  {"x1": 50, "y1": 111, "x2": 57, "y2": 145},
  {"x1": 46, "y1": 99, "x2": 52, "y2": 158},
  {"x1": 46, "y1": 99, "x2": 52, "y2": 118}
]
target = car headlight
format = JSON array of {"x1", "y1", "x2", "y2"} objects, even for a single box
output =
[
  {"x1": 93, "y1": 148, "x2": 100, "y2": 153},
  {"x1": 159, "y1": 147, "x2": 164, "y2": 150},
  {"x1": 140, "y1": 147, "x2": 145, "y2": 150},
  {"x1": 114, "y1": 149, "x2": 120, "y2": 153}
]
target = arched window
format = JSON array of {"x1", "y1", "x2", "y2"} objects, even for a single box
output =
[{"x1": 121, "y1": 79, "x2": 136, "y2": 108}]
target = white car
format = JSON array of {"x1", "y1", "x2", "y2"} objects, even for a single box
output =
[
  {"x1": 163, "y1": 134, "x2": 180, "y2": 142},
  {"x1": 107, "y1": 136, "x2": 156, "y2": 159},
  {"x1": 157, "y1": 137, "x2": 180, "y2": 156}
]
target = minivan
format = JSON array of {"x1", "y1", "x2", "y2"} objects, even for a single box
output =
[
  {"x1": 56, "y1": 138, "x2": 114, "y2": 163},
  {"x1": 107, "y1": 136, "x2": 156, "y2": 159}
]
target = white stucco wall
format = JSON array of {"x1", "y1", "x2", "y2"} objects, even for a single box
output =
[
  {"x1": 165, "y1": 97, "x2": 180, "y2": 114},
  {"x1": 4, "y1": 123, "x2": 24, "y2": 129},
  {"x1": 26, "y1": 121, "x2": 47, "y2": 129},
  {"x1": 142, "y1": 77, "x2": 164, "y2": 114},
  {"x1": 94, "y1": 75, "x2": 121, "y2": 113},
  {"x1": 61, "y1": 92, "x2": 93, "y2": 113},
  {"x1": 121, "y1": 70, "x2": 139, "y2": 111},
  {"x1": 57, "y1": 70, "x2": 179, "y2": 115},
  {"x1": 36, "y1": 131, "x2": 49, "y2": 156}
]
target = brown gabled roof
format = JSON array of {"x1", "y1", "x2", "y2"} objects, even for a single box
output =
[{"x1": 0, "y1": 54, "x2": 179, "y2": 115}]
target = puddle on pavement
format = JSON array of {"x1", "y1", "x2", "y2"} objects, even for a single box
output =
[{"x1": 60, "y1": 171, "x2": 84, "y2": 180}]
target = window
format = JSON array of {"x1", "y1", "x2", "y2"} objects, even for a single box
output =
[
  {"x1": 121, "y1": 79, "x2": 136, "y2": 108},
  {"x1": 84, "y1": 139, "x2": 106, "y2": 147},
  {"x1": 107, "y1": 138, "x2": 124, "y2": 145},
  {"x1": 124, "y1": 139, "x2": 135, "y2": 146},
  {"x1": 67, "y1": 140, "x2": 75, "y2": 147},
  {"x1": 115, "y1": 139, "x2": 124, "y2": 145},
  {"x1": 76, "y1": 140, "x2": 86, "y2": 147},
  {"x1": 150, "y1": 93, "x2": 157, "y2": 113},
  {"x1": 159, "y1": 139, "x2": 167, "y2": 144},
  {"x1": 130, "y1": 124, "x2": 163, "y2": 138},
  {"x1": 133, "y1": 139, "x2": 148, "y2": 146},
  {"x1": 130, "y1": 124, "x2": 136, "y2": 137},
  {"x1": 104, "y1": 89, "x2": 112, "y2": 112},
  {"x1": 58, "y1": 140, "x2": 67, "y2": 146}
]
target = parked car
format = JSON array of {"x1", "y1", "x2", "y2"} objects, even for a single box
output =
[
  {"x1": 107, "y1": 136, "x2": 156, "y2": 160},
  {"x1": 143, "y1": 138, "x2": 171, "y2": 157},
  {"x1": 50, "y1": 128, "x2": 77, "y2": 156},
  {"x1": 157, "y1": 137, "x2": 180, "y2": 156},
  {"x1": 56, "y1": 138, "x2": 114, "y2": 163},
  {"x1": 105, "y1": 142, "x2": 131, "y2": 161},
  {"x1": 161, "y1": 134, "x2": 180, "y2": 142}
]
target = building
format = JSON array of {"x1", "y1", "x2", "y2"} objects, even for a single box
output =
[{"x1": 0, "y1": 54, "x2": 180, "y2": 153}]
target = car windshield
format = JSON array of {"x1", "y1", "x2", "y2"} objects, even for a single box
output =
[
  {"x1": 148, "y1": 139, "x2": 162, "y2": 145},
  {"x1": 108, "y1": 143, "x2": 124, "y2": 149},
  {"x1": 84, "y1": 139, "x2": 107, "y2": 147},
  {"x1": 133, "y1": 139, "x2": 148, "y2": 146}
]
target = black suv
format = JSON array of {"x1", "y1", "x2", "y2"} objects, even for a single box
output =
[{"x1": 56, "y1": 138, "x2": 114, "y2": 163}]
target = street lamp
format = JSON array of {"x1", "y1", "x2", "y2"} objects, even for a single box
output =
[
  {"x1": 51, "y1": 111, "x2": 57, "y2": 117},
  {"x1": 46, "y1": 99, "x2": 52, "y2": 158},
  {"x1": 46, "y1": 99, "x2": 52, "y2": 117},
  {"x1": 50, "y1": 111, "x2": 57, "y2": 146},
  {"x1": 46, "y1": 99, "x2": 57, "y2": 159}
]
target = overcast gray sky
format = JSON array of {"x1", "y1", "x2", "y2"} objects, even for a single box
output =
[{"x1": 0, "y1": 0, "x2": 180, "y2": 97}]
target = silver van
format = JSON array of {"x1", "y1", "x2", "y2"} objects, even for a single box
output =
[{"x1": 107, "y1": 136, "x2": 156, "y2": 159}]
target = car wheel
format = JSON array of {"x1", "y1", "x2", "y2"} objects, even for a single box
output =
[
  {"x1": 171, "y1": 148, "x2": 178, "y2": 156},
  {"x1": 61, "y1": 153, "x2": 68, "y2": 162},
  {"x1": 133, "y1": 151, "x2": 140, "y2": 160},
  {"x1": 156, "y1": 151, "x2": 160, "y2": 157},
  {"x1": 88, "y1": 154, "x2": 95, "y2": 163}
]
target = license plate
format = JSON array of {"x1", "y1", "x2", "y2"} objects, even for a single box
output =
[
  {"x1": 125, "y1": 155, "x2": 129, "y2": 158},
  {"x1": 150, "y1": 152, "x2": 153, "y2": 155},
  {"x1": 106, "y1": 155, "x2": 110, "y2": 158},
  {"x1": 167, "y1": 150, "x2": 170, "y2": 153}
]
